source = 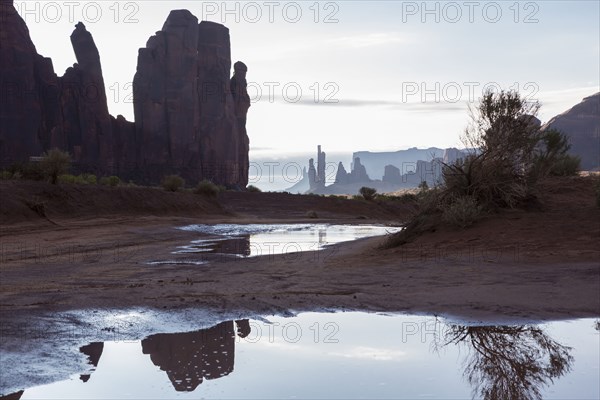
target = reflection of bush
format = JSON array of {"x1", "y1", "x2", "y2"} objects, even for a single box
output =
[{"x1": 440, "y1": 325, "x2": 573, "y2": 400}]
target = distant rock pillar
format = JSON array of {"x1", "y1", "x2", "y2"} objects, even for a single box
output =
[
  {"x1": 317, "y1": 145, "x2": 326, "y2": 188},
  {"x1": 308, "y1": 158, "x2": 317, "y2": 191}
]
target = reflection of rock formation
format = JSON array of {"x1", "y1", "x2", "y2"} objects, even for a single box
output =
[
  {"x1": 441, "y1": 325, "x2": 573, "y2": 400},
  {"x1": 0, "y1": 391, "x2": 24, "y2": 400},
  {"x1": 212, "y1": 236, "x2": 250, "y2": 257},
  {"x1": 141, "y1": 320, "x2": 250, "y2": 392},
  {"x1": 79, "y1": 342, "x2": 104, "y2": 382}
]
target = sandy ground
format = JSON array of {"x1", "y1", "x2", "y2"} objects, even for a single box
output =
[
  {"x1": 1, "y1": 177, "x2": 598, "y2": 322},
  {"x1": 0, "y1": 178, "x2": 599, "y2": 396}
]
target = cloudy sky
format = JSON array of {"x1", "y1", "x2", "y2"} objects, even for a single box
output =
[{"x1": 17, "y1": 1, "x2": 600, "y2": 159}]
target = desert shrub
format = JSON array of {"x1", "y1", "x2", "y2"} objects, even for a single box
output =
[
  {"x1": 444, "y1": 89, "x2": 543, "y2": 209},
  {"x1": 58, "y1": 174, "x2": 76, "y2": 184},
  {"x1": 40, "y1": 149, "x2": 71, "y2": 184},
  {"x1": 246, "y1": 185, "x2": 261, "y2": 192},
  {"x1": 9, "y1": 161, "x2": 44, "y2": 181},
  {"x1": 81, "y1": 173, "x2": 97, "y2": 184},
  {"x1": 0, "y1": 170, "x2": 13, "y2": 180},
  {"x1": 418, "y1": 181, "x2": 429, "y2": 191},
  {"x1": 399, "y1": 193, "x2": 418, "y2": 203},
  {"x1": 306, "y1": 210, "x2": 318, "y2": 218},
  {"x1": 548, "y1": 155, "x2": 581, "y2": 176},
  {"x1": 162, "y1": 175, "x2": 185, "y2": 192},
  {"x1": 26, "y1": 197, "x2": 47, "y2": 217},
  {"x1": 533, "y1": 129, "x2": 580, "y2": 177},
  {"x1": 100, "y1": 176, "x2": 121, "y2": 186},
  {"x1": 195, "y1": 179, "x2": 219, "y2": 197},
  {"x1": 359, "y1": 186, "x2": 377, "y2": 201},
  {"x1": 441, "y1": 195, "x2": 482, "y2": 229}
]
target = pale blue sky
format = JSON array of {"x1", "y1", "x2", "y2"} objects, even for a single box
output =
[{"x1": 17, "y1": 1, "x2": 600, "y2": 156}]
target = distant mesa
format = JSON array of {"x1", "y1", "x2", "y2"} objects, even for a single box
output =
[
  {"x1": 286, "y1": 145, "x2": 467, "y2": 195},
  {"x1": 0, "y1": 2, "x2": 250, "y2": 187}
]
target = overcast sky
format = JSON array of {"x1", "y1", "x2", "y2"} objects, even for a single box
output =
[{"x1": 17, "y1": 1, "x2": 600, "y2": 158}]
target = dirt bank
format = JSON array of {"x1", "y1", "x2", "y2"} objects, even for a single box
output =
[{"x1": 0, "y1": 177, "x2": 598, "y2": 322}]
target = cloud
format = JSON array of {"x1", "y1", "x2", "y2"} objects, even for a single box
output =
[
  {"x1": 326, "y1": 33, "x2": 409, "y2": 48},
  {"x1": 282, "y1": 97, "x2": 466, "y2": 112},
  {"x1": 328, "y1": 346, "x2": 407, "y2": 361}
]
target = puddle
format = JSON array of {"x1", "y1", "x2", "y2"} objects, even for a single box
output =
[
  {"x1": 1, "y1": 312, "x2": 598, "y2": 399},
  {"x1": 148, "y1": 224, "x2": 401, "y2": 265}
]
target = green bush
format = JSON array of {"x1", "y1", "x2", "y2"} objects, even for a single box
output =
[
  {"x1": 0, "y1": 170, "x2": 13, "y2": 180},
  {"x1": 359, "y1": 186, "x2": 377, "y2": 201},
  {"x1": 195, "y1": 179, "x2": 219, "y2": 197},
  {"x1": 58, "y1": 174, "x2": 76, "y2": 184},
  {"x1": 534, "y1": 129, "x2": 580, "y2": 177},
  {"x1": 81, "y1": 173, "x2": 97, "y2": 185},
  {"x1": 100, "y1": 176, "x2": 121, "y2": 187},
  {"x1": 41, "y1": 149, "x2": 71, "y2": 184},
  {"x1": 9, "y1": 162, "x2": 44, "y2": 181},
  {"x1": 162, "y1": 175, "x2": 185, "y2": 192},
  {"x1": 548, "y1": 155, "x2": 581, "y2": 177},
  {"x1": 246, "y1": 185, "x2": 261, "y2": 192},
  {"x1": 442, "y1": 195, "x2": 482, "y2": 229}
]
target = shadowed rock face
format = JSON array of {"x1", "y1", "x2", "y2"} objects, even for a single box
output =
[
  {"x1": 133, "y1": 12, "x2": 250, "y2": 187},
  {"x1": 0, "y1": 2, "x2": 250, "y2": 186},
  {"x1": 543, "y1": 93, "x2": 600, "y2": 171},
  {"x1": 0, "y1": 2, "x2": 114, "y2": 173}
]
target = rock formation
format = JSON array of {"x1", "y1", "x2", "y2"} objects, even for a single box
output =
[
  {"x1": 382, "y1": 164, "x2": 401, "y2": 185},
  {"x1": 349, "y1": 157, "x2": 371, "y2": 183},
  {"x1": 308, "y1": 158, "x2": 317, "y2": 191},
  {"x1": 543, "y1": 93, "x2": 599, "y2": 171},
  {"x1": 305, "y1": 145, "x2": 327, "y2": 192},
  {"x1": 0, "y1": 2, "x2": 116, "y2": 174},
  {"x1": 0, "y1": 2, "x2": 250, "y2": 186},
  {"x1": 317, "y1": 145, "x2": 326, "y2": 187},
  {"x1": 132, "y1": 11, "x2": 250, "y2": 186},
  {"x1": 335, "y1": 161, "x2": 348, "y2": 184}
]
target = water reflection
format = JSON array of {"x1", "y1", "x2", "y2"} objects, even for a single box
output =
[
  {"x1": 3, "y1": 314, "x2": 595, "y2": 399},
  {"x1": 440, "y1": 325, "x2": 574, "y2": 400},
  {"x1": 140, "y1": 320, "x2": 250, "y2": 392}
]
